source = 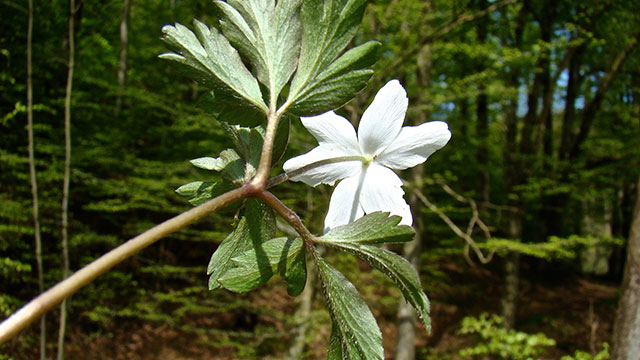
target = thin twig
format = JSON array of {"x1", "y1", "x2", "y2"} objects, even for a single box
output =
[{"x1": 411, "y1": 188, "x2": 494, "y2": 265}]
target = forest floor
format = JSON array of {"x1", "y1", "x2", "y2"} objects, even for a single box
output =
[{"x1": 6, "y1": 258, "x2": 618, "y2": 360}]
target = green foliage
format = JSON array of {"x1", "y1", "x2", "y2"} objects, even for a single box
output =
[
  {"x1": 318, "y1": 212, "x2": 415, "y2": 244},
  {"x1": 207, "y1": 199, "x2": 276, "y2": 290},
  {"x1": 218, "y1": 236, "x2": 306, "y2": 295},
  {"x1": 561, "y1": 343, "x2": 610, "y2": 360},
  {"x1": 160, "y1": 20, "x2": 268, "y2": 112},
  {"x1": 458, "y1": 313, "x2": 556, "y2": 360},
  {"x1": 214, "y1": 0, "x2": 301, "y2": 102},
  {"x1": 287, "y1": 0, "x2": 378, "y2": 115},
  {"x1": 318, "y1": 213, "x2": 430, "y2": 330},
  {"x1": 317, "y1": 256, "x2": 383, "y2": 360}
]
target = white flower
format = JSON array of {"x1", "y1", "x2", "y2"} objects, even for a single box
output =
[{"x1": 283, "y1": 80, "x2": 451, "y2": 232}]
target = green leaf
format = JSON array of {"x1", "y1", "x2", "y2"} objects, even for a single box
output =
[
  {"x1": 329, "y1": 242, "x2": 431, "y2": 331},
  {"x1": 327, "y1": 325, "x2": 344, "y2": 360},
  {"x1": 287, "y1": 0, "x2": 377, "y2": 115},
  {"x1": 214, "y1": 0, "x2": 301, "y2": 101},
  {"x1": 288, "y1": 69, "x2": 374, "y2": 116},
  {"x1": 318, "y1": 212, "x2": 415, "y2": 244},
  {"x1": 316, "y1": 256, "x2": 383, "y2": 360},
  {"x1": 218, "y1": 237, "x2": 305, "y2": 293},
  {"x1": 190, "y1": 157, "x2": 224, "y2": 171},
  {"x1": 207, "y1": 199, "x2": 276, "y2": 290},
  {"x1": 160, "y1": 20, "x2": 267, "y2": 112},
  {"x1": 289, "y1": 41, "x2": 379, "y2": 116},
  {"x1": 283, "y1": 243, "x2": 306, "y2": 296},
  {"x1": 175, "y1": 181, "x2": 229, "y2": 206},
  {"x1": 272, "y1": 115, "x2": 291, "y2": 164},
  {"x1": 196, "y1": 91, "x2": 265, "y2": 127}
]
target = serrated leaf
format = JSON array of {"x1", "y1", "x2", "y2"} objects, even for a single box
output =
[
  {"x1": 218, "y1": 237, "x2": 305, "y2": 293},
  {"x1": 208, "y1": 199, "x2": 275, "y2": 289},
  {"x1": 175, "y1": 181, "x2": 228, "y2": 206},
  {"x1": 330, "y1": 242, "x2": 431, "y2": 331},
  {"x1": 316, "y1": 257, "x2": 383, "y2": 360},
  {"x1": 318, "y1": 212, "x2": 415, "y2": 245},
  {"x1": 214, "y1": 0, "x2": 301, "y2": 101},
  {"x1": 289, "y1": 69, "x2": 374, "y2": 116},
  {"x1": 287, "y1": 0, "x2": 377, "y2": 115},
  {"x1": 160, "y1": 20, "x2": 267, "y2": 112},
  {"x1": 289, "y1": 41, "x2": 379, "y2": 116}
]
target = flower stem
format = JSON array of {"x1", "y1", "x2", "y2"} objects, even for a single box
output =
[
  {"x1": 266, "y1": 155, "x2": 364, "y2": 188},
  {"x1": 257, "y1": 190, "x2": 316, "y2": 245},
  {"x1": 0, "y1": 186, "x2": 249, "y2": 344}
]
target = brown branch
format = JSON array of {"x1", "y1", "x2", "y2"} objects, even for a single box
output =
[{"x1": 569, "y1": 32, "x2": 640, "y2": 159}]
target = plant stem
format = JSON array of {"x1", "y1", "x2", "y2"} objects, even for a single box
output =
[
  {"x1": 266, "y1": 155, "x2": 364, "y2": 188},
  {"x1": 0, "y1": 186, "x2": 248, "y2": 344},
  {"x1": 258, "y1": 191, "x2": 316, "y2": 244},
  {"x1": 251, "y1": 110, "x2": 281, "y2": 188}
]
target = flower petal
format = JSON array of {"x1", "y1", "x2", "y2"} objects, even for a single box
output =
[
  {"x1": 358, "y1": 80, "x2": 408, "y2": 156},
  {"x1": 283, "y1": 145, "x2": 362, "y2": 187},
  {"x1": 301, "y1": 111, "x2": 360, "y2": 153},
  {"x1": 359, "y1": 163, "x2": 412, "y2": 226},
  {"x1": 324, "y1": 173, "x2": 366, "y2": 233},
  {"x1": 376, "y1": 121, "x2": 451, "y2": 170}
]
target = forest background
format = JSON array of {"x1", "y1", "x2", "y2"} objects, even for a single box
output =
[{"x1": 1, "y1": 0, "x2": 639, "y2": 359}]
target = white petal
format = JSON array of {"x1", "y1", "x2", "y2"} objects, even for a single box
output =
[
  {"x1": 283, "y1": 145, "x2": 362, "y2": 187},
  {"x1": 359, "y1": 163, "x2": 412, "y2": 226},
  {"x1": 301, "y1": 111, "x2": 360, "y2": 153},
  {"x1": 376, "y1": 121, "x2": 451, "y2": 170},
  {"x1": 358, "y1": 80, "x2": 408, "y2": 156},
  {"x1": 324, "y1": 173, "x2": 366, "y2": 233}
]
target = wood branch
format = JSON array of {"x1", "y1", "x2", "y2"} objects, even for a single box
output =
[
  {"x1": 375, "y1": 0, "x2": 519, "y2": 82},
  {"x1": 26, "y1": 0, "x2": 46, "y2": 358},
  {"x1": 569, "y1": 32, "x2": 640, "y2": 159}
]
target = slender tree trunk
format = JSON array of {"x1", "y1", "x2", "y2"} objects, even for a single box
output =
[
  {"x1": 115, "y1": 0, "x2": 130, "y2": 115},
  {"x1": 612, "y1": 178, "x2": 640, "y2": 359},
  {"x1": 57, "y1": 1, "x2": 75, "y2": 358},
  {"x1": 394, "y1": 28, "x2": 432, "y2": 359},
  {"x1": 501, "y1": 214, "x2": 521, "y2": 330},
  {"x1": 475, "y1": 0, "x2": 489, "y2": 207},
  {"x1": 27, "y1": 0, "x2": 46, "y2": 358}
]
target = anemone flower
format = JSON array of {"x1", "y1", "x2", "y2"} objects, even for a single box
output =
[{"x1": 283, "y1": 80, "x2": 451, "y2": 232}]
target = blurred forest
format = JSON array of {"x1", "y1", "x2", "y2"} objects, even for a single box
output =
[{"x1": 1, "y1": 0, "x2": 639, "y2": 359}]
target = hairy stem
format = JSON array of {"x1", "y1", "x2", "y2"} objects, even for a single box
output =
[
  {"x1": 258, "y1": 190, "x2": 316, "y2": 244},
  {"x1": 251, "y1": 110, "x2": 281, "y2": 188},
  {"x1": 0, "y1": 186, "x2": 248, "y2": 344}
]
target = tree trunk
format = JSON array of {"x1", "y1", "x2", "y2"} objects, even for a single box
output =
[
  {"x1": 27, "y1": 0, "x2": 46, "y2": 358},
  {"x1": 57, "y1": 1, "x2": 76, "y2": 358},
  {"x1": 501, "y1": 214, "x2": 522, "y2": 330},
  {"x1": 475, "y1": 0, "x2": 489, "y2": 207},
  {"x1": 115, "y1": 0, "x2": 130, "y2": 115},
  {"x1": 612, "y1": 178, "x2": 640, "y2": 360},
  {"x1": 394, "y1": 30, "x2": 432, "y2": 358}
]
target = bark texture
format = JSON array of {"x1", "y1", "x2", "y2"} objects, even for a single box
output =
[
  {"x1": 27, "y1": 0, "x2": 46, "y2": 358},
  {"x1": 612, "y1": 179, "x2": 640, "y2": 360}
]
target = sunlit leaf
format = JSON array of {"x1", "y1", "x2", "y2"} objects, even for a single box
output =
[
  {"x1": 318, "y1": 212, "x2": 415, "y2": 245},
  {"x1": 218, "y1": 237, "x2": 305, "y2": 293},
  {"x1": 160, "y1": 20, "x2": 267, "y2": 112},
  {"x1": 207, "y1": 199, "x2": 275, "y2": 289}
]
